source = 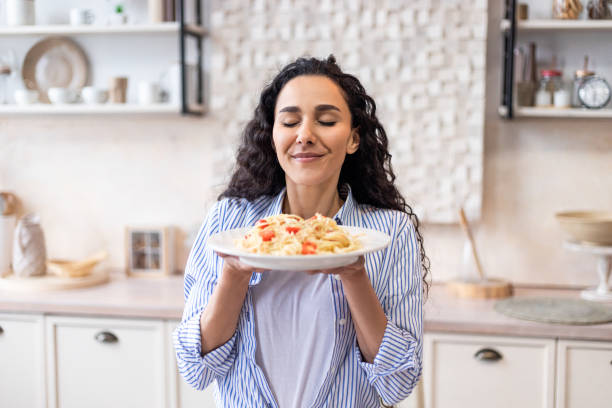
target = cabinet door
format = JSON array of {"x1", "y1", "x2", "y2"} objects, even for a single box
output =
[
  {"x1": 0, "y1": 313, "x2": 46, "y2": 408},
  {"x1": 46, "y1": 316, "x2": 166, "y2": 408},
  {"x1": 424, "y1": 333, "x2": 555, "y2": 408},
  {"x1": 556, "y1": 339, "x2": 612, "y2": 408},
  {"x1": 165, "y1": 320, "x2": 217, "y2": 408}
]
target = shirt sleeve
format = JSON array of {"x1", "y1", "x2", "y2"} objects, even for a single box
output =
[
  {"x1": 354, "y1": 214, "x2": 424, "y2": 404},
  {"x1": 172, "y1": 200, "x2": 239, "y2": 391}
]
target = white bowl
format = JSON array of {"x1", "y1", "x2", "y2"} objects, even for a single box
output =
[
  {"x1": 14, "y1": 89, "x2": 39, "y2": 105},
  {"x1": 48, "y1": 87, "x2": 77, "y2": 104},
  {"x1": 81, "y1": 87, "x2": 109, "y2": 104}
]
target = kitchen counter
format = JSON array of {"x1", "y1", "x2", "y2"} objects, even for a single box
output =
[{"x1": 1, "y1": 272, "x2": 611, "y2": 341}]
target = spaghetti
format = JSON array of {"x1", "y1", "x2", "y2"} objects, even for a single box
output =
[{"x1": 235, "y1": 213, "x2": 362, "y2": 255}]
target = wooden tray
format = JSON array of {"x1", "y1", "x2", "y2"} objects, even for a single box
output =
[{"x1": 0, "y1": 269, "x2": 109, "y2": 292}]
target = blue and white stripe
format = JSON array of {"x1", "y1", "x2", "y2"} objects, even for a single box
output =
[{"x1": 173, "y1": 184, "x2": 423, "y2": 407}]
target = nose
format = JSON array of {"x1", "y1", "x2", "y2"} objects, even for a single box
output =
[{"x1": 295, "y1": 120, "x2": 315, "y2": 145}]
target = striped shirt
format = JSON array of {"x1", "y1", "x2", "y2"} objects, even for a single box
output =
[{"x1": 173, "y1": 184, "x2": 423, "y2": 407}]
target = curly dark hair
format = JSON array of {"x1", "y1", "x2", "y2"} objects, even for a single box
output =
[{"x1": 219, "y1": 55, "x2": 431, "y2": 298}]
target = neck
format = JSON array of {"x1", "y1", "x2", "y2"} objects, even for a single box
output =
[{"x1": 283, "y1": 179, "x2": 343, "y2": 219}]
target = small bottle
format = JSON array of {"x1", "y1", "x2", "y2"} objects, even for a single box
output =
[
  {"x1": 554, "y1": 81, "x2": 571, "y2": 108},
  {"x1": 535, "y1": 69, "x2": 562, "y2": 107}
]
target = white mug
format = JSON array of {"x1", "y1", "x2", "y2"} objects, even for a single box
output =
[
  {"x1": 6, "y1": 0, "x2": 35, "y2": 26},
  {"x1": 81, "y1": 87, "x2": 108, "y2": 104},
  {"x1": 14, "y1": 89, "x2": 39, "y2": 105},
  {"x1": 69, "y1": 8, "x2": 94, "y2": 26},
  {"x1": 138, "y1": 81, "x2": 160, "y2": 105}
]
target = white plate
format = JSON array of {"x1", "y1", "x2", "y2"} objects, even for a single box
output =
[{"x1": 208, "y1": 226, "x2": 391, "y2": 271}]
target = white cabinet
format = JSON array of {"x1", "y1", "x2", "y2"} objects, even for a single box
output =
[
  {"x1": 0, "y1": 313, "x2": 46, "y2": 408},
  {"x1": 46, "y1": 316, "x2": 166, "y2": 408},
  {"x1": 555, "y1": 339, "x2": 612, "y2": 408},
  {"x1": 424, "y1": 333, "x2": 556, "y2": 408},
  {"x1": 165, "y1": 320, "x2": 217, "y2": 408}
]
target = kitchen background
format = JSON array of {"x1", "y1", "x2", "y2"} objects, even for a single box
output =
[{"x1": 0, "y1": 0, "x2": 611, "y2": 289}]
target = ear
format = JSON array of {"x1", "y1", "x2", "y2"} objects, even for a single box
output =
[{"x1": 346, "y1": 129, "x2": 360, "y2": 154}]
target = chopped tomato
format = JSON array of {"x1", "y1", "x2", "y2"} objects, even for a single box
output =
[
  {"x1": 301, "y1": 241, "x2": 317, "y2": 255},
  {"x1": 258, "y1": 223, "x2": 269, "y2": 229},
  {"x1": 285, "y1": 226, "x2": 300, "y2": 234},
  {"x1": 259, "y1": 229, "x2": 275, "y2": 241}
]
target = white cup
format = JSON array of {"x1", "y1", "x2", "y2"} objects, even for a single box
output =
[
  {"x1": 81, "y1": 87, "x2": 108, "y2": 104},
  {"x1": 48, "y1": 87, "x2": 76, "y2": 104},
  {"x1": 6, "y1": 0, "x2": 35, "y2": 26},
  {"x1": 138, "y1": 81, "x2": 160, "y2": 105},
  {"x1": 14, "y1": 89, "x2": 39, "y2": 105},
  {"x1": 69, "y1": 8, "x2": 94, "y2": 26}
]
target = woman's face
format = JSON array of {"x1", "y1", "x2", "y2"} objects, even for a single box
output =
[{"x1": 272, "y1": 75, "x2": 359, "y2": 188}]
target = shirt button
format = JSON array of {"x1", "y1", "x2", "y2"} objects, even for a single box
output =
[{"x1": 338, "y1": 318, "x2": 346, "y2": 325}]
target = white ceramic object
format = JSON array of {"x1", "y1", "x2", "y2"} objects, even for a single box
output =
[
  {"x1": 208, "y1": 226, "x2": 391, "y2": 271},
  {"x1": 69, "y1": 8, "x2": 94, "y2": 26},
  {"x1": 6, "y1": 0, "x2": 35, "y2": 26},
  {"x1": 12, "y1": 213, "x2": 47, "y2": 277},
  {"x1": 0, "y1": 215, "x2": 16, "y2": 276},
  {"x1": 138, "y1": 81, "x2": 160, "y2": 104},
  {"x1": 81, "y1": 86, "x2": 108, "y2": 104},
  {"x1": 48, "y1": 87, "x2": 77, "y2": 104},
  {"x1": 14, "y1": 88, "x2": 39, "y2": 105}
]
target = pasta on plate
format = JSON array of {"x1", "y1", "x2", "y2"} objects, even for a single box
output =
[{"x1": 235, "y1": 213, "x2": 362, "y2": 255}]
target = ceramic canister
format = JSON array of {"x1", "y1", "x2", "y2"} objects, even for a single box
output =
[
  {"x1": 0, "y1": 215, "x2": 16, "y2": 276},
  {"x1": 12, "y1": 213, "x2": 47, "y2": 277}
]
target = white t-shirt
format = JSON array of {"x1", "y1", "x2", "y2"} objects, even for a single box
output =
[{"x1": 251, "y1": 270, "x2": 335, "y2": 408}]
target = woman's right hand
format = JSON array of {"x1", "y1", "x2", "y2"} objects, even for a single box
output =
[{"x1": 216, "y1": 252, "x2": 265, "y2": 283}]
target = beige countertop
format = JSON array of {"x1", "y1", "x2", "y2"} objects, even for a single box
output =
[{"x1": 1, "y1": 273, "x2": 611, "y2": 341}]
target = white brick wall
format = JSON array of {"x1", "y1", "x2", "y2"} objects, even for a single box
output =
[{"x1": 208, "y1": 0, "x2": 487, "y2": 223}]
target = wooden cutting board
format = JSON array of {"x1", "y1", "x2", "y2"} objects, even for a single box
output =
[{"x1": 0, "y1": 269, "x2": 110, "y2": 292}]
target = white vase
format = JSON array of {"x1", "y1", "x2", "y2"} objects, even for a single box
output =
[{"x1": 12, "y1": 213, "x2": 47, "y2": 277}]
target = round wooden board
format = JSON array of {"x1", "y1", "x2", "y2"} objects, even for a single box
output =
[
  {"x1": 0, "y1": 269, "x2": 110, "y2": 292},
  {"x1": 446, "y1": 278, "x2": 514, "y2": 299}
]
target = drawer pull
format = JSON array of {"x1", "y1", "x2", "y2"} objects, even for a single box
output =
[
  {"x1": 94, "y1": 331, "x2": 118, "y2": 344},
  {"x1": 0, "y1": 325, "x2": 3, "y2": 335},
  {"x1": 474, "y1": 348, "x2": 503, "y2": 362}
]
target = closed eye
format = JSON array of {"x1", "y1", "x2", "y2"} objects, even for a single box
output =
[
  {"x1": 319, "y1": 121, "x2": 336, "y2": 126},
  {"x1": 282, "y1": 122, "x2": 299, "y2": 127}
]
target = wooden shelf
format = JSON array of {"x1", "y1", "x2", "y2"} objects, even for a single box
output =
[
  {"x1": 0, "y1": 22, "x2": 207, "y2": 36},
  {"x1": 514, "y1": 106, "x2": 612, "y2": 118},
  {"x1": 0, "y1": 103, "x2": 206, "y2": 115}
]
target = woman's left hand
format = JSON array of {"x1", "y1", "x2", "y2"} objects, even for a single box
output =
[{"x1": 305, "y1": 255, "x2": 366, "y2": 281}]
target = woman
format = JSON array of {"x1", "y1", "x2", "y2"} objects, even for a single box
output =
[{"x1": 173, "y1": 55, "x2": 430, "y2": 408}]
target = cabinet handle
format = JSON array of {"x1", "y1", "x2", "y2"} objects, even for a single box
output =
[
  {"x1": 0, "y1": 325, "x2": 3, "y2": 335},
  {"x1": 94, "y1": 331, "x2": 118, "y2": 344},
  {"x1": 474, "y1": 347, "x2": 503, "y2": 362}
]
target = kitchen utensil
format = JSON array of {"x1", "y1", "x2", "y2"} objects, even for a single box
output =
[
  {"x1": 578, "y1": 76, "x2": 611, "y2": 109},
  {"x1": 6, "y1": 0, "x2": 35, "y2": 26},
  {"x1": 110, "y1": 77, "x2": 128, "y2": 103},
  {"x1": 47, "y1": 87, "x2": 77, "y2": 104},
  {"x1": 555, "y1": 211, "x2": 612, "y2": 245},
  {"x1": 446, "y1": 208, "x2": 513, "y2": 299},
  {"x1": 47, "y1": 250, "x2": 108, "y2": 278},
  {"x1": 69, "y1": 8, "x2": 95, "y2": 26},
  {"x1": 14, "y1": 88, "x2": 39, "y2": 104},
  {"x1": 22, "y1": 36, "x2": 89, "y2": 103},
  {"x1": 563, "y1": 241, "x2": 612, "y2": 302},
  {"x1": 12, "y1": 213, "x2": 47, "y2": 278},
  {"x1": 81, "y1": 86, "x2": 108, "y2": 104}
]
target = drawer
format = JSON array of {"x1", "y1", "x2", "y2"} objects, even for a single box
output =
[
  {"x1": 0, "y1": 313, "x2": 46, "y2": 408},
  {"x1": 556, "y1": 339, "x2": 612, "y2": 408},
  {"x1": 424, "y1": 333, "x2": 555, "y2": 408},
  {"x1": 46, "y1": 315, "x2": 166, "y2": 408}
]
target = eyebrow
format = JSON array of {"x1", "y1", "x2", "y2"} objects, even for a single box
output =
[{"x1": 278, "y1": 104, "x2": 341, "y2": 113}]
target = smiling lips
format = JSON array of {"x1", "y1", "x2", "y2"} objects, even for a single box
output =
[{"x1": 291, "y1": 152, "x2": 324, "y2": 162}]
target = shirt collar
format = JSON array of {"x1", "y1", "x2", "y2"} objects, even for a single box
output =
[{"x1": 265, "y1": 183, "x2": 358, "y2": 226}]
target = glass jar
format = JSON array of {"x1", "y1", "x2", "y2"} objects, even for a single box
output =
[
  {"x1": 535, "y1": 70, "x2": 562, "y2": 107},
  {"x1": 572, "y1": 69, "x2": 595, "y2": 107},
  {"x1": 553, "y1": 0, "x2": 584, "y2": 19}
]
